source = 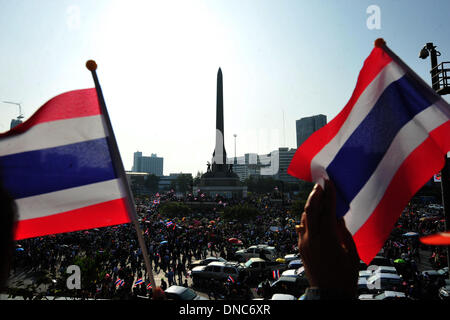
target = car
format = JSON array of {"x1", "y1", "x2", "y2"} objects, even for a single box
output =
[
  {"x1": 358, "y1": 277, "x2": 370, "y2": 294},
  {"x1": 257, "y1": 276, "x2": 309, "y2": 298},
  {"x1": 359, "y1": 291, "x2": 408, "y2": 300},
  {"x1": 235, "y1": 245, "x2": 277, "y2": 262},
  {"x1": 188, "y1": 256, "x2": 227, "y2": 269},
  {"x1": 164, "y1": 285, "x2": 209, "y2": 300},
  {"x1": 239, "y1": 257, "x2": 287, "y2": 280},
  {"x1": 283, "y1": 253, "x2": 300, "y2": 264},
  {"x1": 366, "y1": 273, "x2": 403, "y2": 293},
  {"x1": 281, "y1": 266, "x2": 305, "y2": 278},
  {"x1": 372, "y1": 266, "x2": 398, "y2": 275},
  {"x1": 421, "y1": 270, "x2": 447, "y2": 282},
  {"x1": 287, "y1": 259, "x2": 303, "y2": 270},
  {"x1": 438, "y1": 267, "x2": 449, "y2": 278},
  {"x1": 359, "y1": 270, "x2": 373, "y2": 279},
  {"x1": 270, "y1": 293, "x2": 297, "y2": 300},
  {"x1": 190, "y1": 261, "x2": 242, "y2": 286},
  {"x1": 369, "y1": 256, "x2": 392, "y2": 267},
  {"x1": 438, "y1": 285, "x2": 450, "y2": 301}
]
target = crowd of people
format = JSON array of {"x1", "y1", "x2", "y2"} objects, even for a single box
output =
[{"x1": 4, "y1": 187, "x2": 449, "y2": 300}]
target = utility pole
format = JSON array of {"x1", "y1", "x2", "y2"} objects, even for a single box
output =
[{"x1": 419, "y1": 42, "x2": 450, "y2": 277}]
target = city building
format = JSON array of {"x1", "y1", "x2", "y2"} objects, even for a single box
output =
[
  {"x1": 227, "y1": 147, "x2": 297, "y2": 184},
  {"x1": 296, "y1": 114, "x2": 327, "y2": 148},
  {"x1": 132, "y1": 151, "x2": 164, "y2": 176}
]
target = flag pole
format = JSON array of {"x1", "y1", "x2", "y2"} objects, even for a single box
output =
[{"x1": 85, "y1": 60, "x2": 156, "y2": 290}]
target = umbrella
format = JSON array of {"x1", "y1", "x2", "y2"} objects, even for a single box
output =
[
  {"x1": 394, "y1": 258, "x2": 406, "y2": 264},
  {"x1": 403, "y1": 232, "x2": 419, "y2": 237},
  {"x1": 420, "y1": 231, "x2": 450, "y2": 245}
]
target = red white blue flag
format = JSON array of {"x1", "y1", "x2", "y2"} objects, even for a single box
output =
[
  {"x1": 134, "y1": 278, "x2": 144, "y2": 287},
  {"x1": 0, "y1": 89, "x2": 132, "y2": 240},
  {"x1": 272, "y1": 270, "x2": 280, "y2": 280},
  {"x1": 288, "y1": 39, "x2": 450, "y2": 264},
  {"x1": 115, "y1": 278, "x2": 125, "y2": 288}
]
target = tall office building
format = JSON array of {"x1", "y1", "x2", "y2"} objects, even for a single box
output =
[
  {"x1": 296, "y1": 114, "x2": 327, "y2": 148},
  {"x1": 132, "y1": 151, "x2": 164, "y2": 176}
]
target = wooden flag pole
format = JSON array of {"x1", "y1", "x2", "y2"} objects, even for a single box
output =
[{"x1": 86, "y1": 60, "x2": 156, "y2": 290}]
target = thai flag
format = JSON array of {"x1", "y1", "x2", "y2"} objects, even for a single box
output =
[
  {"x1": 166, "y1": 221, "x2": 173, "y2": 228},
  {"x1": 273, "y1": 270, "x2": 280, "y2": 280},
  {"x1": 227, "y1": 275, "x2": 235, "y2": 283},
  {"x1": 0, "y1": 89, "x2": 132, "y2": 240},
  {"x1": 147, "y1": 283, "x2": 152, "y2": 290},
  {"x1": 115, "y1": 278, "x2": 124, "y2": 288},
  {"x1": 134, "y1": 278, "x2": 144, "y2": 287},
  {"x1": 288, "y1": 39, "x2": 450, "y2": 264}
]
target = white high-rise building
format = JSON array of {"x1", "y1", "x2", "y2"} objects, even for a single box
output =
[{"x1": 132, "y1": 151, "x2": 163, "y2": 176}]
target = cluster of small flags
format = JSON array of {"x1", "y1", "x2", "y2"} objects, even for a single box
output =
[{"x1": 166, "y1": 221, "x2": 176, "y2": 230}]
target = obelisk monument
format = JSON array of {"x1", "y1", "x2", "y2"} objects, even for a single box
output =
[
  {"x1": 196, "y1": 68, "x2": 246, "y2": 199},
  {"x1": 212, "y1": 68, "x2": 227, "y2": 170}
]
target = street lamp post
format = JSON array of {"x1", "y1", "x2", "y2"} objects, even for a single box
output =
[{"x1": 420, "y1": 42, "x2": 450, "y2": 276}]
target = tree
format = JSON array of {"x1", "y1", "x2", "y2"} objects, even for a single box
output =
[
  {"x1": 160, "y1": 201, "x2": 192, "y2": 218},
  {"x1": 174, "y1": 173, "x2": 193, "y2": 193},
  {"x1": 144, "y1": 174, "x2": 160, "y2": 193},
  {"x1": 222, "y1": 204, "x2": 259, "y2": 222}
]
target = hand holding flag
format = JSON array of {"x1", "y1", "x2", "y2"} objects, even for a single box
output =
[{"x1": 288, "y1": 39, "x2": 450, "y2": 264}]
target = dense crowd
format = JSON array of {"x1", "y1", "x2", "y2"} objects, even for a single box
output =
[
  {"x1": 5, "y1": 189, "x2": 449, "y2": 300},
  {"x1": 8, "y1": 191, "x2": 298, "y2": 300}
]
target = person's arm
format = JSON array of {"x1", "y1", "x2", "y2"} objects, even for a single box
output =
[{"x1": 296, "y1": 179, "x2": 359, "y2": 300}]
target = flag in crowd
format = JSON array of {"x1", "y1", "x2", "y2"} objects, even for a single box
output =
[
  {"x1": 115, "y1": 278, "x2": 124, "y2": 288},
  {"x1": 288, "y1": 39, "x2": 450, "y2": 265},
  {"x1": 227, "y1": 275, "x2": 235, "y2": 283},
  {"x1": 0, "y1": 88, "x2": 133, "y2": 240},
  {"x1": 147, "y1": 283, "x2": 152, "y2": 290},
  {"x1": 134, "y1": 278, "x2": 144, "y2": 287},
  {"x1": 272, "y1": 270, "x2": 280, "y2": 280}
]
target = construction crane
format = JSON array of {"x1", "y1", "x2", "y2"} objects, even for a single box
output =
[
  {"x1": 2, "y1": 100, "x2": 24, "y2": 129},
  {"x1": 2, "y1": 100, "x2": 24, "y2": 119}
]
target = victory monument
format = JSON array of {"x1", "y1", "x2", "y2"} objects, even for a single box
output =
[{"x1": 194, "y1": 68, "x2": 247, "y2": 199}]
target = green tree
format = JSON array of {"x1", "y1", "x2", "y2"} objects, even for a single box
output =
[
  {"x1": 222, "y1": 203, "x2": 259, "y2": 222},
  {"x1": 160, "y1": 201, "x2": 192, "y2": 218},
  {"x1": 175, "y1": 173, "x2": 193, "y2": 193},
  {"x1": 144, "y1": 174, "x2": 160, "y2": 193}
]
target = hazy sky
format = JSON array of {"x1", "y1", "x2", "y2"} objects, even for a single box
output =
[{"x1": 1, "y1": 0, "x2": 450, "y2": 175}]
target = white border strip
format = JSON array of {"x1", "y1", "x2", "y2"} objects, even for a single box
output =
[
  {"x1": 17, "y1": 179, "x2": 125, "y2": 221},
  {"x1": 310, "y1": 62, "x2": 406, "y2": 182},
  {"x1": 344, "y1": 101, "x2": 450, "y2": 234},
  {"x1": 0, "y1": 115, "x2": 107, "y2": 157}
]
